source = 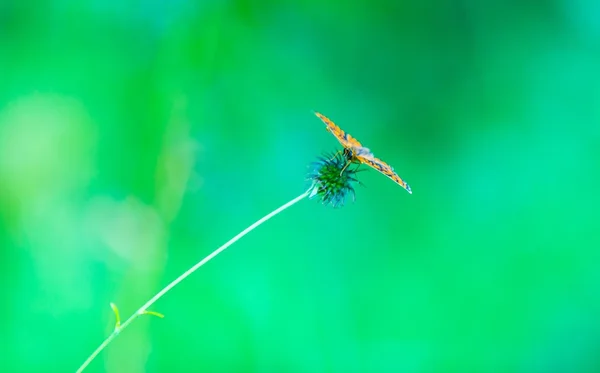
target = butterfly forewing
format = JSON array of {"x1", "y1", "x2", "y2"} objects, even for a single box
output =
[
  {"x1": 314, "y1": 111, "x2": 363, "y2": 149},
  {"x1": 358, "y1": 155, "x2": 412, "y2": 194}
]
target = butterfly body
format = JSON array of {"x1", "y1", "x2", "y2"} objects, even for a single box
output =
[{"x1": 315, "y1": 111, "x2": 412, "y2": 194}]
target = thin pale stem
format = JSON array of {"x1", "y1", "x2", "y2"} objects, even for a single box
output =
[{"x1": 76, "y1": 191, "x2": 309, "y2": 373}]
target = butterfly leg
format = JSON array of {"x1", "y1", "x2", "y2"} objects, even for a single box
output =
[
  {"x1": 327, "y1": 150, "x2": 342, "y2": 161},
  {"x1": 339, "y1": 159, "x2": 352, "y2": 176}
]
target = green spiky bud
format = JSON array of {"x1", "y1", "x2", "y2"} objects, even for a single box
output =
[{"x1": 306, "y1": 151, "x2": 361, "y2": 208}]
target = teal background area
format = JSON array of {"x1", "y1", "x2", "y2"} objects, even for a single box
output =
[{"x1": 1, "y1": 1, "x2": 600, "y2": 372}]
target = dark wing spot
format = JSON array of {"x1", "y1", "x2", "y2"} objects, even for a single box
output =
[{"x1": 370, "y1": 161, "x2": 385, "y2": 171}]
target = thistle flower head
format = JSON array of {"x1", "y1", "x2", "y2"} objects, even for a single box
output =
[{"x1": 306, "y1": 151, "x2": 361, "y2": 208}]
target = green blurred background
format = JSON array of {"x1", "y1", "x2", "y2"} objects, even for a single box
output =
[{"x1": 1, "y1": 0, "x2": 600, "y2": 372}]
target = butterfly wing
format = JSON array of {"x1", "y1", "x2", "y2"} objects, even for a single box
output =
[
  {"x1": 314, "y1": 112, "x2": 363, "y2": 149},
  {"x1": 357, "y1": 155, "x2": 412, "y2": 194}
]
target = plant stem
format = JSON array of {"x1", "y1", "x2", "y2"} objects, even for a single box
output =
[{"x1": 76, "y1": 191, "x2": 309, "y2": 373}]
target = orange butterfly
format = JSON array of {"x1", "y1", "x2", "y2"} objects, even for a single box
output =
[{"x1": 315, "y1": 111, "x2": 412, "y2": 194}]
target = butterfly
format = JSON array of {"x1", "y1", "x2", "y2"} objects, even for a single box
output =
[{"x1": 314, "y1": 111, "x2": 412, "y2": 194}]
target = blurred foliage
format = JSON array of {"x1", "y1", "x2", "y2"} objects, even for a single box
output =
[{"x1": 1, "y1": 0, "x2": 600, "y2": 372}]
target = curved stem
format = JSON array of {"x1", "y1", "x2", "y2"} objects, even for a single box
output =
[{"x1": 76, "y1": 191, "x2": 309, "y2": 373}]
